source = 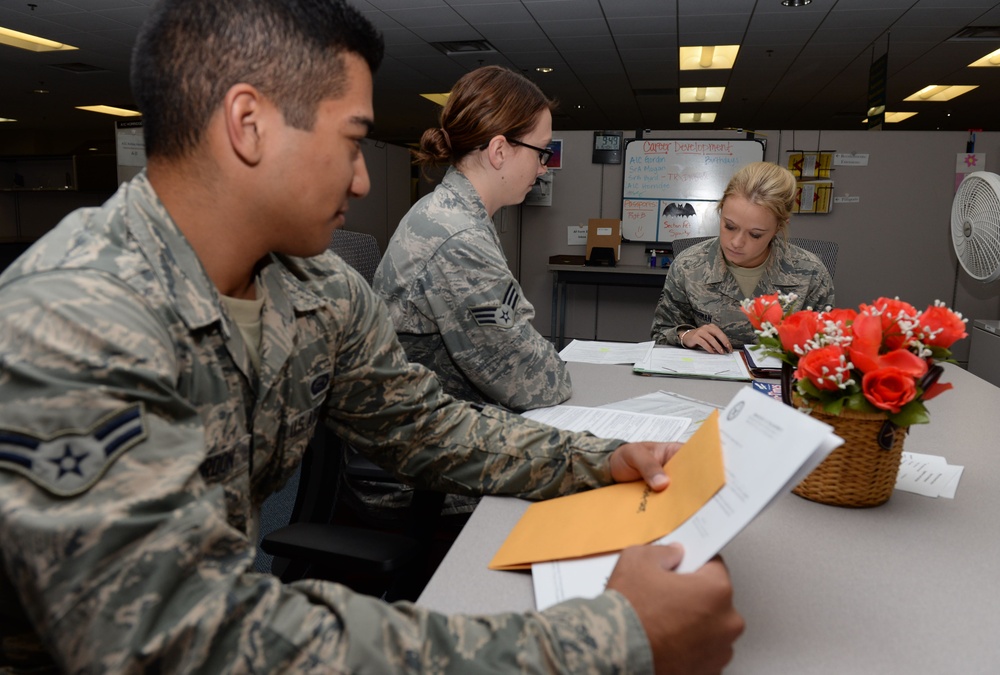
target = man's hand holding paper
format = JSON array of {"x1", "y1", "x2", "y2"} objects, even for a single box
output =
[{"x1": 609, "y1": 441, "x2": 683, "y2": 491}]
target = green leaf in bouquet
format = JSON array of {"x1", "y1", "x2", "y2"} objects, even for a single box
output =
[
  {"x1": 889, "y1": 400, "x2": 930, "y2": 427},
  {"x1": 844, "y1": 391, "x2": 879, "y2": 415}
]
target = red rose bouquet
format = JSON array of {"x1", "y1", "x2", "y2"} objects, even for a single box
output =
[{"x1": 741, "y1": 294, "x2": 968, "y2": 427}]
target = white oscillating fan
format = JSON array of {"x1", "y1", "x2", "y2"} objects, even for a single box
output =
[{"x1": 952, "y1": 171, "x2": 1000, "y2": 283}]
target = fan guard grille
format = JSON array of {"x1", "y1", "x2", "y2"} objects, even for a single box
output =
[{"x1": 952, "y1": 171, "x2": 1000, "y2": 282}]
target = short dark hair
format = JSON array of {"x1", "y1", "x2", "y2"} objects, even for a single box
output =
[{"x1": 132, "y1": 0, "x2": 384, "y2": 159}]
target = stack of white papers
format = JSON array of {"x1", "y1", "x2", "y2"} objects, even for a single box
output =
[
  {"x1": 522, "y1": 404, "x2": 690, "y2": 444},
  {"x1": 895, "y1": 452, "x2": 964, "y2": 498},
  {"x1": 530, "y1": 386, "x2": 842, "y2": 610},
  {"x1": 598, "y1": 390, "x2": 722, "y2": 443},
  {"x1": 558, "y1": 339, "x2": 654, "y2": 365}
]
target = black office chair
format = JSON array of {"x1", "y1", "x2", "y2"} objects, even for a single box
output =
[
  {"x1": 329, "y1": 229, "x2": 381, "y2": 285},
  {"x1": 257, "y1": 229, "x2": 448, "y2": 600},
  {"x1": 788, "y1": 237, "x2": 838, "y2": 277},
  {"x1": 260, "y1": 424, "x2": 445, "y2": 601},
  {"x1": 669, "y1": 235, "x2": 714, "y2": 258},
  {"x1": 253, "y1": 229, "x2": 384, "y2": 576}
]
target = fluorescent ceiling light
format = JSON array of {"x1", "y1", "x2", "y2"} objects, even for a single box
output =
[
  {"x1": 968, "y1": 48, "x2": 1000, "y2": 67},
  {"x1": 0, "y1": 26, "x2": 78, "y2": 52},
  {"x1": 679, "y1": 45, "x2": 739, "y2": 70},
  {"x1": 864, "y1": 112, "x2": 918, "y2": 124},
  {"x1": 903, "y1": 85, "x2": 978, "y2": 102},
  {"x1": 679, "y1": 112, "x2": 717, "y2": 124},
  {"x1": 420, "y1": 93, "x2": 450, "y2": 106},
  {"x1": 0, "y1": 117, "x2": 16, "y2": 122},
  {"x1": 76, "y1": 105, "x2": 141, "y2": 117},
  {"x1": 679, "y1": 86, "x2": 725, "y2": 103}
]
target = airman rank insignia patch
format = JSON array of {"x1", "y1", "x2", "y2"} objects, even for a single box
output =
[
  {"x1": 0, "y1": 403, "x2": 147, "y2": 497},
  {"x1": 470, "y1": 282, "x2": 520, "y2": 328}
]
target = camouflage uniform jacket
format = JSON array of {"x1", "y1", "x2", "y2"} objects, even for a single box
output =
[
  {"x1": 0, "y1": 173, "x2": 653, "y2": 673},
  {"x1": 651, "y1": 236, "x2": 835, "y2": 348},
  {"x1": 374, "y1": 167, "x2": 571, "y2": 413}
]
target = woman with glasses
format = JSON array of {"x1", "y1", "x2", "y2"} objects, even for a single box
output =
[{"x1": 366, "y1": 65, "x2": 570, "y2": 520}]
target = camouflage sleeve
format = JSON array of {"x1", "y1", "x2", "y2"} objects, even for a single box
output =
[
  {"x1": 416, "y1": 229, "x2": 571, "y2": 411},
  {"x1": 0, "y1": 271, "x2": 650, "y2": 673},
  {"x1": 650, "y1": 261, "x2": 697, "y2": 346},
  {"x1": 323, "y1": 269, "x2": 618, "y2": 500}
]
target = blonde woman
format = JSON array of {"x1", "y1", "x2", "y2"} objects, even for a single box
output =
[{"x1": 651, "y1": 161, "x2": 835, "y2": 353}]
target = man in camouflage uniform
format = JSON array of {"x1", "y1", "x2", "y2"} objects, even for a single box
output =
[
  {"x1": 651, "y1": 236, "x2": 835, "y2": 348},
  {"x1": 0, "y1": 1, "x2": 743, "y2": 673},
  {"x1": 374, "y1": 167, "x2": 571, "y2": 413}
]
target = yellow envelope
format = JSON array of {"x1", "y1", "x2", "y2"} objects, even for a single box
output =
[{"x1": 489, "y1": 410, "x2": 725, "y2": 570}]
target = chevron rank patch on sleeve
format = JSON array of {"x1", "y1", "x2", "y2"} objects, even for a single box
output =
[
  {"x1": 0, "y1": 403, "x2": 147, "y2": 497},
  {"x1": 469, "y1": 281, "x2": 520, "y2": 328}
]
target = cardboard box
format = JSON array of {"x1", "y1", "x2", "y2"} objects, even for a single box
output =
[{"x1": 585, "y1": 218, "x2": 621, "y2": 265}]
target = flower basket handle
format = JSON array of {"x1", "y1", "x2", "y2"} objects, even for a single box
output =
[{"x1": 780, "y1": 361, "x2": 794, "y2": 407}]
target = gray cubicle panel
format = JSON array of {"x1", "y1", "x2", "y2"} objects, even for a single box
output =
[{"x1": 968, "y1": 319, "x2": 1000, "y2": 387}]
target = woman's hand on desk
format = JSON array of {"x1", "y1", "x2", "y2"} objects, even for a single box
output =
[
  {"x1": 680, "y1": 324, "x2": 732, "y2": 354},
  {"x1": 609, "y1": 442, "x2": 682, "y2": 491},
  {"x1": 607, "y1": 544, "x2": 744, "y2": 675}
]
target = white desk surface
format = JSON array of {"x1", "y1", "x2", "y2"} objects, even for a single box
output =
[{"x1": 418, "y1": 362, "x2": 1000, "y2": 674}]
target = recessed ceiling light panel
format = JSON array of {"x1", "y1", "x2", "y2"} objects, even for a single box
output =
[
  {"x1": 679, "y1": 45, "x2": 739, "y2": 70},
  {"x1": 903, "y1": 85, "x2": 978, "y2": 102},
  {"x1": 679, "y1": 86, "x2": 725, "y2": 103},
  {"x1": 76, "y1": 105, "x2": 141, "y2": 117},
  {"x1": 968, "y1": 48, "x2": 1000, "y2": 67},
  {"x1": 679, "y1": 112, "x2": 717, "y2": 124},
  {"x1": 0, "y1": 26, "x2": 77, "y2": 52}
]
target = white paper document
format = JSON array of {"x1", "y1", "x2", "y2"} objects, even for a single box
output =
[
  {"x1": 531, "y1": 386, "x2": 843, "y2": 611},
  {"x1": 558, "y1": 339, "x2": 655, "y2": 365},
  {"x1": 599, "y1": 391, "x2": 723, "y2": 443},
  {"x1": 634, "y1": 346, "x2": 753, "y2": 381},
  {"x1": 523, "y1": 405, "x2": 690, "y2": 443},
  {"x1": 895, "y1": 452, "x2": 964, "y2": 498}
]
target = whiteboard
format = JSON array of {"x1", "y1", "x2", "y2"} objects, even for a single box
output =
[{"x1": 621, "y1": 138, "x2": 765, "y2": 243}]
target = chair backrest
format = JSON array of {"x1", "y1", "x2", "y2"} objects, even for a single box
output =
[
  {"x1": 669, "y1": 235, "x2": 837, "y2": 277},
  {"x1": 670, "y1": 236, "x2": 715, "y2": 258},
  {"x1": 788, "y1": 237, "x2": 838, "y2": 278},
  {"x1": 329, "y1": 229, "x2": 381, "y2": 285}
]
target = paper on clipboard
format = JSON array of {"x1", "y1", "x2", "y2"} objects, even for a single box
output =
[
  {"x1": 742, "y1": 344, "x2": 783, "y2": 377},
  {"x1": 634, "y1": 346, "x2": 753, "y2": 381}
]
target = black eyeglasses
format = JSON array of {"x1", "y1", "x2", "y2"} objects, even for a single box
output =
[{"x1": 505, "y1": 137, "x2": 554, "y2": 166}]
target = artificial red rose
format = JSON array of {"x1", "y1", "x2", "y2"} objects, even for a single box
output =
[
  {"x1": 916, "y1": 305, "x2": 968, "y2": 348},
  {"x1": 847, "y1": 311, "x2": 883, "y2": 373},
  {"x1": 821, "y1": 307, "x2": 856, "y2": 330},
  {"x1": 877, "y1": 348, "x2": 928, "y2": 378},
  {"x1": 741, "y1": 293, "x2": 784, "y2": 330},
  {"x1": 776, "y1": 310, "x2": 821, "y2": 354},
  {"x1": 865, "y1": 297, "x2": 919, "y2": 350},
  {"x1": 862, "y1": 367, "x2": 918, "y2": 413},
  {"x1": 795, "y1": 345, "x2": 847, "y2": 391}
]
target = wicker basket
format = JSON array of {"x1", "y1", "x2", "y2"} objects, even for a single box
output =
[{"x1": 792, "y1": 404, "x2": 908, "y2": 508}]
